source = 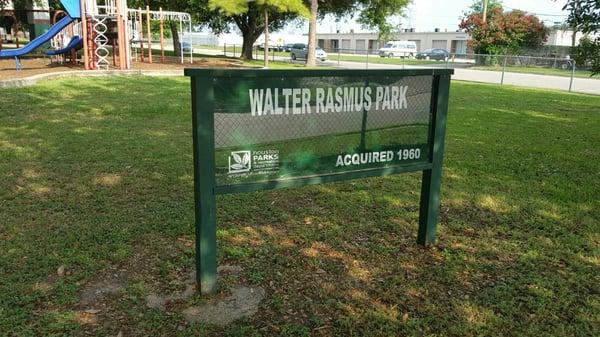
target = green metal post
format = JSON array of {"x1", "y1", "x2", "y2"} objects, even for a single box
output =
[
  {"x1": 191, "y1": 76, "x2": 218, "y2": 294},
  {"x1": 358, "y1": 80, "x2": 370, "y2": 151},
  {"x1": 500, "y1": 55, "x2": 507, "y2": 85},
  {"x1": 417, "y1": 74, "x2": 451, "y2": 245}
]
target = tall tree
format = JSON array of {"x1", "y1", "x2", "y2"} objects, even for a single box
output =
[
  {"x1": 305, "y1": 0, "x2": 410, "y2": 66},
  {"x1": 563, "y1": 0, "x2": 600, "y2": 74},
  {"x1": 209, "y1": 0, "x2": 308, "y2": 62},
  {"x1": 460, "y1": 7, "x2": 549, "y2": 55}
]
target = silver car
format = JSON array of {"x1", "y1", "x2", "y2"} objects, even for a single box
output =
[{"x1": 290, "y1": 43, "x2": 327, "y2": 61}]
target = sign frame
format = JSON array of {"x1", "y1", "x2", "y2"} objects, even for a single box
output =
[{"x1": 185, "y1": 68, "x2": 453, "y2": 294}]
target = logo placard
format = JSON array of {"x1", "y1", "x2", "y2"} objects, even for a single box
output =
[{"x1": 228, "y1": 151, "x2": 251, "y2": 174}]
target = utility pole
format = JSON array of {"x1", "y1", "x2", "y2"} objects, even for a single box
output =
[
  {"x1": 263, "y1": 7, "x2": 269, "y2": 68},
  {"x1": 482, "y1": 0, "x2": 488, "y2": 23}
]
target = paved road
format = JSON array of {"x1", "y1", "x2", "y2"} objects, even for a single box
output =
[
  {"x1": 193, "y1": 48, "x2": 600, "y2": 95},
  {"x1": 327, "y1": 60, "x2": 600, "y2": 95}
]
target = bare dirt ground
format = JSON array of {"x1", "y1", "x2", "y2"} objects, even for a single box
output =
[{"x1": 0, "y1": 56, "x2": 242, "y2": 80}]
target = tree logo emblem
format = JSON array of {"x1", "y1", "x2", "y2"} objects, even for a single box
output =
[{"x1": 228, "y1": 151, "x2": 251, "y2": 173}]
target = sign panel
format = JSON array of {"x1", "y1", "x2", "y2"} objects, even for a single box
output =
[
  {"x1": 185, "y1": 68, "x2": 453, "y2": 294},
  {"x1": 212, "y1": 75, "x2": 434, "y2": 186}
]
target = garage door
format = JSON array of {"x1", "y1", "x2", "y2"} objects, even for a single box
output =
[
  {"x1": 409, "y1": 40, "x2": 421, "y2": 51},
  {"x1": 341, "y1": 39, "x2": 351, "y2": 50},
  {"x1": 356, "y1": 39, "x2": 366, "y2": 52},
  {"x1": 432, "y1": 40, "x2": 447, "y2": 49}
]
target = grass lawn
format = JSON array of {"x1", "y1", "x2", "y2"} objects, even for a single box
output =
[
  {"x1": 0, "y1": 77, "x2": 599, "y2": 337},
  {"x1": 471, "y1": 65, "x2": 598, "y2": 79},
  {"x1": 196, "y1": 45, "x2": 291, "y2": 59},
  {"x1": 194, "y1": 45, "x2": 440, "y2": 66},
  {"x1": 334, "y1": 54, "x2": 443, "y2": 66}
]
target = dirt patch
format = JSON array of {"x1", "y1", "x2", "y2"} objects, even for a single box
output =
[
  {"x1": 0, "y1": 56, "x2": 243, "y2": 81},
  {"x1": 145, "y1": 266, "x2": 245, "y2": 312},
  {"x1": 79, "y1": 279, "x2": 124, "y2": 308},
  {"x1": 182, "y1": 286, "x2": 266, "y2": 326}
]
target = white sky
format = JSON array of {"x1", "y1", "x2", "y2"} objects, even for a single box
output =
[{"x1": 286, "y1": 0, "x2": 570, "y2": 34}]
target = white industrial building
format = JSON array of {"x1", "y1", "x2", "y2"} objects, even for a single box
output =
[
  {"x1": 315, "y1": 30, "x2": 470, "y2": 54},
  {"x1": 315, "y1": 28, "x2": 600, "y2": 54},
  {"x1": 546, "y1": 29, "x2": 600, "y2": 46}
]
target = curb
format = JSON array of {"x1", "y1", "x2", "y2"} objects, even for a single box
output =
[{"x1": 0, "y1": 69, "x2": 184, "y2": 89}]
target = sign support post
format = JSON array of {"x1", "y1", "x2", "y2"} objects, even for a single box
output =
[
  {"x1": 418, "y1": 74, "x2": 450, "y2": 245},
  {"x1": 191, "y1": 77, "x2": 218, "y2": 294}
]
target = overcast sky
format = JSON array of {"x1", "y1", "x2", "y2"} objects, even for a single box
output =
[{"x1": 296, "y1": 0, "x2": 570, "y2": 34}]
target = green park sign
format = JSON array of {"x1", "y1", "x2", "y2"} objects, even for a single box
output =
[{"x1": 185, "y1": 68, "x2": 453, "y2": 294}]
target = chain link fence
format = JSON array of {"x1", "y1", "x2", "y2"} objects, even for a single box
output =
[
  {"x1": 217, "y1": 44, "x2": 595, "y2": 93},
  {"x1": 323, "y1": 48, "x2": 583, "y2": 92}
]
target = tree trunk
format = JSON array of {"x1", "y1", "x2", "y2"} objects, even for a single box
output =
[
  {"x1": 241, "y1": 34, "x2": 256, "y2": 59},
  {"x1": 238, "y1": 25, "x2": 263, "y2": 60},
  {"x1": 571, "y1": 25, "x2": 577, "y2": 48},
  {"x1": 233, "y1": 9, "x2": 268, "y2": 60},
  {"x1": 306, "y1": 0, "x2": 318, "y2": 67},
  {"x1": 170, "y1": 21, "x2": 180, "y2": 57}
]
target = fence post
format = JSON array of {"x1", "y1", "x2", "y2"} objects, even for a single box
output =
[
  {"x1": 337, "y1": 49, "x2": 340, "y2": 68},
  {"x1": 233, "y1": 44, "x2": 236, "y2": 58},
  {"x1": 569, "y1": 60, "x2": 575, "y2": 92},
  {"x1": 500, "y1": 55, "x2": 508, "y2": 85}
]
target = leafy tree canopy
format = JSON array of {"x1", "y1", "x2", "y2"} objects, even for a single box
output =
[
  {"x1": 209, "y1": 0, "x2": 308, "y2": 17},
  {"x1": 460, "y1": 7, "x2": 549, "y2": 54},
  {"x1": 316, "y1": 0, "x2": 409, "y2": 39},
  {"x1": 466, "y1": 0, "x2": 503, "y2": 14},
  {"x1": 563, "y1": 0, "x2": 600, "y2": 75},
  {"x1": 563, "y1": 0, "x2": 600, "y2": 34}
]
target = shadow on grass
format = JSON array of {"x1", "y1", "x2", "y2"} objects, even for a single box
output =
[{"x1": 0, "y1": 77, "x2": 598, "y2": 336}]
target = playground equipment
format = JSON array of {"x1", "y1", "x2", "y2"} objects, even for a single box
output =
[{"x1": 0, "y1": 0, "x2": 193, "y2": 70}]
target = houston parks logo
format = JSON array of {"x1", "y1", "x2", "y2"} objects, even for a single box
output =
[{"x1": 228, "y1": 151, "x2": 251, "y2": 174}]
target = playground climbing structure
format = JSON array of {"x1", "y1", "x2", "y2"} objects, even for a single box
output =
[{"x1": 0, "y1": 0, "x2": 193, "y2": 70}]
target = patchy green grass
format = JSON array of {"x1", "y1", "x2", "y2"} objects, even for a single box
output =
[
  {"x1": 334, "y1": 54, "x2": 442, "y2": 66},
  {"x1": 242, "y1": 59, "x2": 307, "y2": 69},
  {"x1": 0, "y1": 77, "x2": 599, "y2": 337},
  {"x1": 471, "y1": 65, "x2": 597, "y2": 79}
]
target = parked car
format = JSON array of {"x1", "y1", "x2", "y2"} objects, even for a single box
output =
[
  {"x1": 180, "y1": 41, "x2": 192, "y2": 53},
  {"x1": 290, "y1": 43, "x2": 328, "y2": 61},
  {"x1": 281, "y1": 43, "x2": 295, "y2": 52},
  {"x1": 255, "y1": 41, "x2": 281, "y2": 51},
  {"x1": 378, "y1": 41, "x2": 417, "y2": 58},
  {"x1": 415, "y1": 48, "x2": 450, "y2": 61}
]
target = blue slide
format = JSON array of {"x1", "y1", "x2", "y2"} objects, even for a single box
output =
[
  {"x1": 0, "y1": 15, "x2": 76, "y2": 58},
  {"x1": 0, "y1": 0, "x2": 80, "y2": 59},
  {"x1": 45, "y1": 35, "x2": 83, "y2": 56}
]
